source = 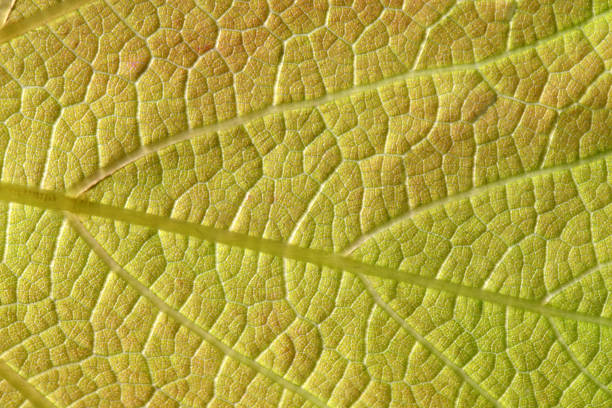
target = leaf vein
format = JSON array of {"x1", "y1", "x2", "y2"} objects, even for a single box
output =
[
  {"x1": 0, "y1": 358, "x2": 57, "y2": 408},
  {"x1": 358, "y1": 274, "x2": 503, "y2": 408},
  {"x1": 0, "y1": 0, "x2": 95, "y2": 43},
  {"x1": 547, "y1": 317, "x2": 612, "y2": 397},
  {"x1": 66, "y1": 8, "x2": 612, "y2": 196},
  {"x1": 65, "y1": 212, "x2": 332, "y2": 408},
  {"x1": 0, "y1": 152, "x2": 610, "y2": 327}
]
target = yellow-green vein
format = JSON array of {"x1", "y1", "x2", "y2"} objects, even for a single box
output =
[
  {"x1": 0, "y1": 155, "x2": 610, "y2": 327},
  {"x1": 64, "y1": 212, "x2": 331, "y2": 408},
  {"x1": 0, "y1": 358, "x2": 57, "y2": 408}
]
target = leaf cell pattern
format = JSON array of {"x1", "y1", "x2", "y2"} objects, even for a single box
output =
[{"x1": 0, "y1": 1, "x2": 610, "y2": 407}]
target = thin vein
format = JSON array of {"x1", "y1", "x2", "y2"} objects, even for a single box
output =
[
  {"x1": 0, "y1": 358, "x2": 57, "y2": 408},
  {"x1": 0, "y1": 0, "x2": 95, "y2": 43},
  {"x1": 358, "y1": 275, "x2": 503, "y2": 407},
  {"x1": 0, "y1": 0, "x2": 16, "y2": 25},
  {"x1": 67, "y1": 7, "x2": 612, "y2": 196},
  {"x1": 64, "y1": 212, "x2": 331, "y2": 408},
  {"x1": 343, "y1": 148, "x2": 612, "y2": 254},
  {"x1": 0, "y1": 162, "x2": 611, "y2": 327},
  {"x1": 542, "y1": 261, "x2": 612, "y2": 304},
  {"x1": 547, "y1": 317, "x2": 612, "y2": 397}
]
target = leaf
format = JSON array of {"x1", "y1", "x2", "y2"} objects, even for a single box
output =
[
  {"x1": 0, "y1": 0, "x2": 15, "y2": 26},
  {"x1": 0, "y1": 1, "x2": 610, "y2": 407}
]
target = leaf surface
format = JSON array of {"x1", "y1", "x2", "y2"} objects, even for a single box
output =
[
  {"x1": 0, "y1": 0, "x2": 15, "y2": 26},
  {"x1": 0, "y1": 1, "x2": 611, "y2": 407}
]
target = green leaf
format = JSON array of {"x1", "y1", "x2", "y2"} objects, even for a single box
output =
[{"x1": 0, "y1": 1, "x2": 610, "y2": 407}]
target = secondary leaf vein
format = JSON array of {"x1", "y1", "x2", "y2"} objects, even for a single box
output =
[
  {"x1": 0, "y1": 154, "x2": 610, "y2": 327},
  {"x1": 65, "y1": 212, "x2": 332, "y2": 408},
  {"x1": 0, "y1": 358, "x2": 57, "y2": 408}
]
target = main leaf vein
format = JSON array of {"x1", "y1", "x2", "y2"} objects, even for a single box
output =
[{"x1": 0, "y1": 151, "x2": 610, "y2": 327}]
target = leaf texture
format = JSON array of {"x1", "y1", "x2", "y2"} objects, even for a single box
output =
[
  {"x1": 0, "y1": 0, "x2": 15, "y2": 26},
  {"x1": 0, "y1": 1, "x2": 611, "y2": 407}
]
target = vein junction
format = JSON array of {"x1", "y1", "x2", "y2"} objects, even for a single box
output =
[{"x1": 0, "y1": 177, "x2": 609, "y2": 328}]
